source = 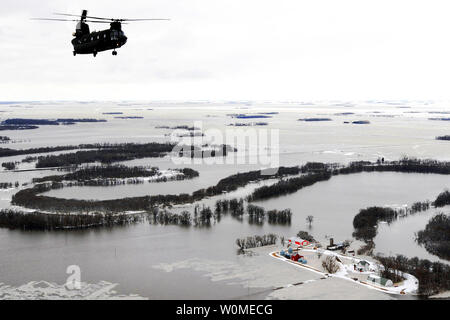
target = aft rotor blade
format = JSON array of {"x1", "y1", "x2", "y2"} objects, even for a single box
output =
[{"x1": 117, "y1": 18, "x2": 170, "y2": 21}]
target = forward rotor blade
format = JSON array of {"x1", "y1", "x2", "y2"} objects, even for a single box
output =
[
  {"x1": 31, "y1": 18, "x2": 80, "y2": 22},
  {"x1": 31, "y1": 17, "x2": 128, "y2": 25},
  {"x1": 53, "y1": 13, "x2": 170, "y2": 22}
]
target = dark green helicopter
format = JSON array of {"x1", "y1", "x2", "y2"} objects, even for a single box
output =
[{"x1": 32, "y1": 10, "x2": 169, "y2": 57}]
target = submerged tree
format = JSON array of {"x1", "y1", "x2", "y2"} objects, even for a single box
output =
[
  {"x1": 306, "y1": 215, "x2": 314, "y2": 228},
  {"x1": 296, "y1": 230, "x2": 315, "y2": 242}
]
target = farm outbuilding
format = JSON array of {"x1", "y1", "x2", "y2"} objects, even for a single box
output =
[
  {"x1": 367, "y1": 274, "x2": 393, "y2": 287},
  {"x1": 288, "y1": 237, "x2": 310, "y2": 247}
]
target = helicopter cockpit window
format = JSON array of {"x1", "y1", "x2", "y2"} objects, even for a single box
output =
[{"x1": 111, "y1": 30, "x2": 119, "y2": 40}]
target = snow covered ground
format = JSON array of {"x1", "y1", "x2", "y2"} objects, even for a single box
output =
[
  {"x1": 0, "y1": 281, "x2": 147, "y2": 300},
  {"x1": 153, "y1": 245, "x2": 400, "y2": 300},
  {"x1": 270, "y1": 246, "x2": 418, "y2": 296}
]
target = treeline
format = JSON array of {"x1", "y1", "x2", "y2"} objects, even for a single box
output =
[
  {"x1": 336, "y1": 158, "x2": 450, "y2": 175},
  {"x1": 2, "y1": 162, "x2": 17, "y2": 170},
  {"x1": 0, "y1": 125, "x2": 38, "y2": 131},
  {"x1": 11, "y1": 158, "x2": 450, "y2": 215},
  {"x1": 352, "y1": 202, "x2": 433, "y2": 242},
  {"x1": 32, "y1": 166, "x2": 199, "y2": 187},
  {"x1": 267, "y1": 209, "x2": 292, "y2": 225},
  {"x1": 0, "y1": 136, "x2": 10, "y2": 142},
  {"x1": 0, "y1": 144, "x2": 100, "y2": 158},
  {"x1": 12, "y1": 183, "x2": 152, "y2": 213},
  {"x1": 434, "y1": 190, "x2": 450, "y2": 207},
  {"x1": 2, "y1": 118, "x2": 106, "y2": 125},
  {"x1": 247, "y1": 204, "x2": 265, "y2": 224},
  {"x1": 2, "y1": 118, "x2": 59, "y2": 125},
  {"x1": 0, "y1": 209, "x2": 145, "y2": 231},
  {"x1": 62, "y1": 178, "x2": 145, "y2": 187},
  {"x1": 0, "y1": 182, "x2": 19, "y2": 189},
  {"x1": 376, "y1": 254, "x2": 450, "y2": 296},
  {"x1": 33, "y1": 165, "x2": 160, "y2": 182},
  {"x1": 57, "y1": 118, "x2": 107, "y2": 123},
  {"x1": 35, "y1": 142, "x2": 176, "y2": 168},
  {"x1": 114, "y1": 116, "x2": 143, "y2": 119},
  {"x1": 416, "y1": 213, "x2": 450, "y2": 260},
  {"x1": 149, "y1": 205, "x2": 215, "y2": 227},
  {"x1": 352, "y1": 207, "x2": 398, "y2": 242},
  {"x1": 436, "y1": 135, "x2": 450, "y2": 141},
  {"x1": 214, "y1": 199, "x2": 292, "y2": 225},
  {"x1": 155, "y1": 125, "x2": 200, "y2": 131},
  {"x1": 296, "y1": 230, "x2": 316, "y2": 242},
  {"x1": 235, "y1": 234, "x2": 278, "y2": 251},
  {"x1": 215, "y1": 198, "x2": 244, "y2": 218},
  {"x1": 247, "y1": 171, "x2": 332, "y2": 202},
  {"x1": 212, "y1": 166, "x2": 301, "y2": 194},
  {"x1": 173, "y1": 168, "x2": 199, "y2": 179},
  {"x1": 0, "y1": 142, "x2": 178, "y2": 164}
]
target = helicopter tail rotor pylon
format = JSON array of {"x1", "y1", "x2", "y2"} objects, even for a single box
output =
[{"x1": 81, "y1": 9, "x2": 88, "y2": 22}]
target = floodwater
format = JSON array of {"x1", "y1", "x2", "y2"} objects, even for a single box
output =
[{"x1": 0, "y1": 100, "x2": 449, "y2": 299}]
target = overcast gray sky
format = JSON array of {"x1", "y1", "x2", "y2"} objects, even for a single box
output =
[{"x1": 2, "y1": 0, "x2": 450, "y2": 101}]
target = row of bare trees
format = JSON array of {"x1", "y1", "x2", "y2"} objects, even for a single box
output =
[
  {"x1": 0, "y1": 182, "x2": 19, "y2": 189},
  {"x1": 149, "y1": 205, "x2": 216, "y2": 227},
  {"x1": 0, "y1": 209, "x2": 145, "y2": 231},
  {"x1": 235, "y1": 234, "x2": 278, "y2": 252}
]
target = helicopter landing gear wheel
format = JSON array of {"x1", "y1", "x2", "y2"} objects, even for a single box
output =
[
  {"x1": 93, "y1": 51, "x2": 97, "y2": 57},
  {"x1": 112, "y1": 50, "x2": 117, "y2": 56},
  {"x1": 73, "y1": 51, "x2": 76, "y2": 56}
]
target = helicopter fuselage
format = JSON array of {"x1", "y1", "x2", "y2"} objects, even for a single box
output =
[
  {"x1": 32, "y1": 10, "x2": 168, "y2": 57},
  {"x1": 71, "y1": 22, "x2": 127, "y2": 56}
]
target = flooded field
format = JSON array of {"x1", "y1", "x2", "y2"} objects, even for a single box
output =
[{"x1": 0, "y1": 100, "x2": 449, "y2": 299}]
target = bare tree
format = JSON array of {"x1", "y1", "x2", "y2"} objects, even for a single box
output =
[
  {"x1": 322, "y1": 256, "x2": 340, "y2": 274},
  {"x1": 306, "y1": 215, "x2": 314, "y2": 228}
]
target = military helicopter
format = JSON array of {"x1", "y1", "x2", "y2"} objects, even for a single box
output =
[{"x1": 32, "y1": 10, "x2": 169, "y2": 57}]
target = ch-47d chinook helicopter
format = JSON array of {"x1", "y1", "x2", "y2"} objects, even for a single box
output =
[{"x1": 32, "y1": 10, "x2": 169, "y2": 57}]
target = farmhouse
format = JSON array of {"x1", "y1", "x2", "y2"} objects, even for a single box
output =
[{"x1": 354, "y1": 260, "x2": 370, "y2": 272}]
